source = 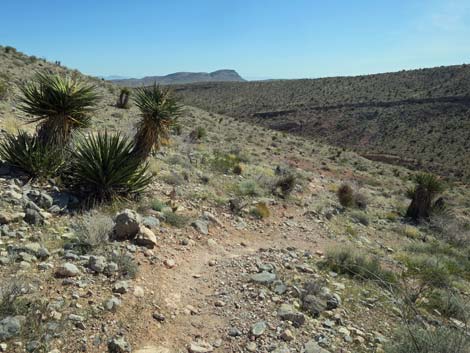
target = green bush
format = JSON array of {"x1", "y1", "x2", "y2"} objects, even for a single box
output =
[
  {"x1": 337, "y1": 183, "x2": 354, "y2": 207},
  {"x1": 426, "y1": 289, "x2": 468, "y2": 320},
  {"x1": 151, "y1": 199, "x2": 166, "y2": 212},
  {"x1": 324, "y1": 247, "x2": 396, "y2": 286},
  {"x1": 190, "y1": 126, "x2": 207, "y2": 141},
  {"x1": 238, "y1": 179, "x2": 262, "y2": 196},
  {"x1": 163, "y1": 211, "x2": 190, "y2": 228},
  {"x1": 274, "y1": 174, "x2": 296, "y2": 198},
  {"x1": 0, "y1": 131, "x2": 65, "y2": 178},
  {"x1": 386, "y1": 325, "x2": 470, "y2": 353},
  {"x1": 67, "y1": 132, "x2": 152, "y2": 203},
  {"x1": 210, "y1": 151, "x2": 241, "y2": 173}
]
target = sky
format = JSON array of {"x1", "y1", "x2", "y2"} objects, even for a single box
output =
[{"x1": 1, "y1": 0, "x2": 469, "y2": 80}]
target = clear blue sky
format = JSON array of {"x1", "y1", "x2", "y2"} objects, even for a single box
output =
[{"x1": 1, "y1": 0, "x2": 469, "y2": 79}]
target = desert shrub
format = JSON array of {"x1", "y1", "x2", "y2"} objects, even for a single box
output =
[
  {"x1": 386, "y1": 325, "x2": 470, "y2": 353},
  {"x1": 162, "y1": 171, "x2": 185, "y2": 185},
  {"x1": 116, "y1": 87, "x2": 130, "y2": 108},
  {"x1": 337, "y1": 183, "x2": 368, "y2": 209},
  {"x1": 232, "y1": 164, "x2": 243, "y2": 175},
  {"x1": 18, "y1": 72, "x2": 99, "y2": 146},
  {"x1": 210, "y1": 151, "x2": 241, "y2": 173},
  {"x1": 0, "y1": 131, "x2": 65, "y2": 178},
  {"x1": 109, "y1": 252, "x2": 138, "y2": 279},
  {"x1": 428, "y1": 212, "x2": 470, "y2": 247},
  {"x1": 163, "y1": 211, "x2": 190, "y2": 228},
  {"x1": 190, "y1": 126, "x2": 207, "y2": 141},
  {"x1": 132, "y1": 84, "x2": 180, "y2": 160},
  {"x1": 350, "y1": 210, "x2": 370, "y2": 226},
  {"x1": 250, "y1": 202, "x2": 270, "y2": 219},
  {"x1": 72, "y1": 213, "x2": 114, "y2": 252},
  {"x1": 4, "y1": 46, "x2": 16, "y2": 54},
  {"x1": 67, "y1": 132, "x2": 152, "y2": 203},
  {"x1": 324, "y1": 247, "x2": 396, "y2": 286},
  {"x1": 273, "y1": 174, "x2": 296, "y2": 198},
  {"x1": 426, "y1": 289, "x2": 468, "y2": 320},
  {"x1": 0, "y1": 73, "x2": 9, "y2": 100},
  {"x1": 238, "y1": 179, "x2": 262, "y2": 196},
  {"x1": 402, "y1": 254, "x2": 454, "y2": 288},
  {"x1": 337, "y1": 183, "x2": 354, "y2": 207},
  {"x1": 151, "y1": 199, "x2": 166, "y2": 212},
  {"x1": 406, "y1": 173, "x2": 445, "y2": 221}
]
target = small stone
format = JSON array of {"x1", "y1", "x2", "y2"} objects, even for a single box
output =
[
  {"x1": 142, "y1": 216, "x2": 160, "y2": 228},
  {"x1": 228, "y1": 327, "x2": 242, "y2": 337},
  {"x1": 133, "y1": 286, "x2": 144, "y2": 298},
  {"x1": 189, "y1": 341, "x2": 213, "y2": 353},
  {"x1": 55, "y1": 263, "x2": 80, "y2": 278},
  {"x1": 24, "y1": 209, "x2": 43, "y2": 225},
  {"x1": 113, "y1": 281, "x2": 129, "y2": 294},
  {"x1": 250, "y1": 271, "x2": 276, "y2": 285},
  {"x1": 152, "y1": 312, "x2": 165, "y2": 322},
  {"x1": 113, "y1": 209, "x2": 142, "y2": 241},
  {"x1": 108, "y1": 336, "x2": 131, "y2": 353},
  {"x1": 105, "y1": 297, "x2": 121, "y2": 312},
  {"x1": 246, "y1": 342, "x2": 257, "y2": 352},
  {"x1": 191, "y1": 220, "x2": 209, "y2": 235},
  {"x1": 88, "y1": 256, "x2": 107, "y2": 273},
  {"x1": 251, "y1": 321, "x2": 266, "y2": 337},
  {"x1": 164, "y1": 259, "x2": 175, "y2": 268},
  {"x1": 280, "y1": 329, "x2": 294, "y2": 341},
  {"x1": 0, "y1": 343, "x2": 7, "y2": 352},
  {"x1": 0, "y1": 316, "x2": 22, "y2": 340},
  {"x1": 278, "y1": 304, "x2": 305, "y2": 327},
  {"x1": 304, "y1": 340, "x2": 330, "y2": 353}
]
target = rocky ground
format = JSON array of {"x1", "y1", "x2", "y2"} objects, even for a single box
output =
[{"x1": 0, "y1": 47, "x2": 469, "y2": 353}]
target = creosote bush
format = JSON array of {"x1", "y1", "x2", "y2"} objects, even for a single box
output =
[
  {"x1": 324, "y1": 247, "x2": 396, "y2": 286},
  {"x1": 337, "y1": 183, "x2": 367, "y2": 209},
  {"x1": 67, "y1": 132, "x2": 152, "y2": 203}
]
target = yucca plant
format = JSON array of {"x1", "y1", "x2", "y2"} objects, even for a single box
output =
[
  {"x1": 0, "y1": 131, "x2": 65, "y2": 177},
  {"x1": 67, "y1": 132, "x2": 152, "y2": 203},
  {"x1": 406, "y1": 173, "x2": 445, "y2": 221},
  {"x1": 116, "y1": 87, "x2": 130, "y2": 108},
  {"x1": 19, "y1": 72, "x2": 99, "y2": 146},
  {"x1": 132, "y1": 84, "x2": 180, "y2": 160}
]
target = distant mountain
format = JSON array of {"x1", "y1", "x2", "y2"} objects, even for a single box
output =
[
  {"x1": 100, "y1": 75, "x2": 131, "y2": 80},
  {"x1": 110, "y1": 70, "x2": 245, "y2": 86}
]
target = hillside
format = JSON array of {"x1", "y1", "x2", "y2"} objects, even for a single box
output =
[
  {"x1": 173, "y1": 65, "x2": 470, "y2": 181},
  {"x1": 0, "y1": 47, "x2": 470, "y2": 353},
  {"x1": 111, "y1": 69, "x2": 244, "y2": 86}
]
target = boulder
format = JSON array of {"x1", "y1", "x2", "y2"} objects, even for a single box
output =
[
  {"x1": 134, "y1": 226, "x2": 157, "y2": 248},
  {"x1": 55, "y1": 263, "x2": 80, "y2": 278},
  {"x1": 113, "y1": 209, "x2": 142, "y2": 240}
]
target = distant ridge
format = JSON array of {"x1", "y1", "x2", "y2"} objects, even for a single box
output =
[{"x1": 110, "y1": 69, "x2": 245, "y2": 86}]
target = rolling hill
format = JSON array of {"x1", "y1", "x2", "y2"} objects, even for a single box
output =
[
  {"x1": 111, "y1": 69, "x2": 244, "y2": 86},
  {"x1": 173, "y1": 65, "x2": 470, "y2": 181}
]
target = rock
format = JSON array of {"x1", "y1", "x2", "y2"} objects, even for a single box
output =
[
  {"x1": 0, "y1": 212, "x2": 23, "y2": 225},
  {"x1": 188, "y1": 341, "x2": 213, "y2": 353},
  {"x1": 326, "y1": 293, "x2": 341, "y2": 310},
  {"x1": 191, "y1": 220, "x2": 209, "y2": 235},
  {"x1": 304, "y1": 340, "x2": 330, "y2": 353},
  {"x1": 278, "y1": 304, "x2": 305, "y2": 327},
  {"x1": 134, "y1": 226, "x2": 157, "y2": 248},
  {"x1": 164, "y1": 259, "x2": 175, "y2": 268},
  {"x1": 142, "y1": 216, "x2": 160, "y2": 228},
  {"x1": 273, "y1": 280, "x2": 287, "y2": 295},
  {"x1": 202, "y1": 211, "x2": 223, "y2": 227},
  {"x1": 105, "y1": 297, "x2": 121, "y2": 312},
  {"x1": 113, "y1": 281, "x2": 129, "y2": 294},
  {"x1": 0, "y1": 257, "x2": 10, "y2": 265},
  {"x1": 280, "y1": 329, "x2": 294, "y2": 341},
  {"x1": 55, "y1": 263, "x2": 80, "y2": 278},
  {"x1": 133, "y1": 286, "x2": 144, "y2": 298},
  {"x1": 135, "y1": 347, "x2": 170, "y2": 353},
  {"x1": 152, "y1": 312, "x2": 165, "y2": 322},
  {"x1": 250, "y1": 271, "x2": 276, "y2": 285},
  {"x1": 108, "y1": 336, "x2": 132, "y2": 353},
  {"x1": 251, "y1": 321, "x2": 266, "y2": 337},
  {"x1": 0, "y1": 316, "x2": 22, "y2": 340},
  {"x1": 246, "y1": 342, "x2": 257, "y2": 352},
  {"x1": 113, "y1": 209, "x2": 142, "y2": 241},
  {"x1": 302, "y1": 295, "x2": 326, "y2": 317},
  {"x1": 28, "y1": 191, "x2": 53, "y2": 209},
  {"x1": 88, "y1": 255, "x2": 107, "y2": 273},
  {"x1": 228, "y1": 327, "x2": 242, "y2": 337},
  {"x1": 24, "y1": 208, "x2": 43, "y2": 225},
  {"x1": 0, "y1": 343, "x2": 7, "y2": 352}
]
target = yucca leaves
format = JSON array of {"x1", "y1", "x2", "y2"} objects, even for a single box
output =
[
  {"x1": 406, "y1": 173, "x2": 446, "y2": 221},
  {"x1": 133, "y1": 84, "x2": 180, "y2": 160},
  {"x1": 18, "y1": 72, "x2": 99, "y2": 146},
  {"x1": 0, "y1": 131, "x2": 65, "y2": 177},
  {"x1": 67, "y1": 132, "x2": 152, "y2": 202}
]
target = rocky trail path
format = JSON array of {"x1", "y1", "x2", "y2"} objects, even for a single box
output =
[{"x1": 124, "y1": 206, "x2": 331, "y2": 353}]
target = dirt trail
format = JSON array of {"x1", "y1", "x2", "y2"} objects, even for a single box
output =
[{"x1": 121, "y1": 207, "x2": 330, "y2": 352}]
